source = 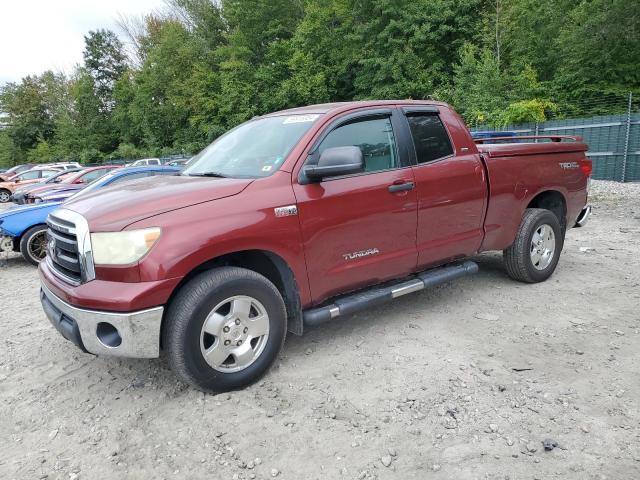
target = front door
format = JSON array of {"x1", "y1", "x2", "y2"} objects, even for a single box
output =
[{"x1": 293, "y1": 111, "x2": 418, "y2": 304}]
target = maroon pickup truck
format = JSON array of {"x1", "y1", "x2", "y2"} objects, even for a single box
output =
[{"x1": 39, "y1": 101, "x2": 592, "y2": 392}]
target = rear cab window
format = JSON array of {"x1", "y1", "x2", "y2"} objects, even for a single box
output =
[{"x1": 406, "y1": 114, "x2": 454, "y2": 164}]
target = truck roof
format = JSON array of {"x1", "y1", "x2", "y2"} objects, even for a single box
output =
[{"x1": 264, "y1": 100, "x2": 449, "y2": 117}]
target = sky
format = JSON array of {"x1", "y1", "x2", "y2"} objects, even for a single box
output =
[{"x1": 0, "y1": 0, "x2": 166, "y2": 86}]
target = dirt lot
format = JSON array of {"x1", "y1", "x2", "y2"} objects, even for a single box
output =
[{"x1": 1, "y1": 181, "x2": 639, "y2": 480}]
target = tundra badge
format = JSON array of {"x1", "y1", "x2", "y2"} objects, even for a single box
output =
[
  {"x1": 343, "y1": 248, "x2": 380, "y2": 261},
  {"x1": 274, "y1": 205, "x2": 298, "y2": 217}
]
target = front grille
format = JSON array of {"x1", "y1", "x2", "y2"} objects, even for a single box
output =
[{"x1": 47, "y1": 213, "x2": 82, "y2": 284}]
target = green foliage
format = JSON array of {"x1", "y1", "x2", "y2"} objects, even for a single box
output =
[
  {"x1": 26, "y1": 138, "x2": 54, "y2": 163},
  {"x1": 497, "y1": 99, "x2": 558, "y2": 126},
  {"x1": 443, "y1": 43, "x2": 550, "y2": 126},
  {"x1": 0, "y1": 0, "x2": 637, "y2": 164},
  {"x1": 0, "y1": 130, "x2": 19, "y2": 167},
  {"x1": 83, "y1": 29, "x2": 127, "y2": 110}
]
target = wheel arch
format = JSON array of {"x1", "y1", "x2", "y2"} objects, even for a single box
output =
[
  {"x1": 9, "y1": 222, "x2": 47, "y2": 251},
  {"x1": 163, "y1": 249, "x2": 304, "y2": 341},
  {"x1": 526, "y1": 190, "x2": 567, "y2": 233}
]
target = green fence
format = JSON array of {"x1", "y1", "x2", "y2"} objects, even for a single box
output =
[{"x1": 471, "y1": 113, "x2": 640, "y2": 182}]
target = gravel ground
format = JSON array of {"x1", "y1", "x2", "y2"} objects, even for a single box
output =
[{"x1": 1, "y1": 180, "x2": 639, "y2": 480}]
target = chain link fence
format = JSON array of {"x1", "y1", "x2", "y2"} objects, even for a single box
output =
[{"x1": 470, "y1": 92, "x2": 640, "y2": 182}]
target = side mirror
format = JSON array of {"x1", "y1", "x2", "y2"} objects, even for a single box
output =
[{"x1": 303, "y1": 146, "x2": 364, "y2": 181}]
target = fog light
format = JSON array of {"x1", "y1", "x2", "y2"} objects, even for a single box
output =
[{"x1": 96, "y1": 322, "x2": 122, "y2": 348}]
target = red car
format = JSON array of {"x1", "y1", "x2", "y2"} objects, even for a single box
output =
[
  {"x1": 24, "y1": 166, "x2": 121, "y2": 203},
  {"x1": 39, "y1": 100, "x2": 591, "y2": 393}
]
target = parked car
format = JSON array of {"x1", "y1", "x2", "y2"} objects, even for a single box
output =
[
  {"x1": 0, "y1": 166, "x2": 181, "y2": 265},
  {"x1": 47, "y1": 162, "x2": 82, "y2": 170},
  {"x1": 0, "y1": 164, "x2": 35, "y2": 182},
  {"x1": 12, "y1": 169, "x2": 83, "y2": 204},
  {"x1": 166, "y1": 158, "x2": 191, "y2": 167},
  {"x1": 38, "y1": 100, "x2": 591, "y2": 393},
  {"x1": 471, "y1": 131, "x2": 519, "y2": 143},
  {"x1": 24, "y1": 165, "x2": 121, "y2": 204},
  {"x1": 126, "y1": 158, "x2": 161, "y2": 167},
  {"x1": 0, "y1": 167, "x2": 62, "y2": 203}
]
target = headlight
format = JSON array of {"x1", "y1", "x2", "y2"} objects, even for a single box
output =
[{"x1": 91, "y1": 227, "x2": 161, "y2": 265}]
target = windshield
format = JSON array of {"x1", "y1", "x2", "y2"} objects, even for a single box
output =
[
  {"x1": 65, "y1": 172, "x2": 115, "y2": 201},
  {"x1": 183, "y1": 114, "x2": 320, "y2": 178},
  {"x1": 60, "y1": 171, "x2": 84, "y2": 183}
]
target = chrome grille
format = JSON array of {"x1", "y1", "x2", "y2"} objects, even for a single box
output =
[{"x1": 47, "y1": 213, "x2": 82, "y2": 284}]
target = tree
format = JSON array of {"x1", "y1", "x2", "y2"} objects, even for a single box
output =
[
  {"x1": 552, "y1": 0, "x2": 640, "y2": 114},
  {"x1": 444, "y1": 43, "x2": 552, "y2": 126},
  {"x1": 0, "y1": 0, "x2": 638, "y2": 163},
  {"x1": 126, "y1": 20, "x2": 206, "y2": 150},
  {"x1": 0, "y1": 72, "x2": 68, "y2": 159},
  {"x1": 82, "y1": 29, "x2": 127, "y2": 111}
]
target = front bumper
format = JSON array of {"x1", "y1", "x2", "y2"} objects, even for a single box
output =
[
  {"x1": 40, "y1": 281, "x2": 163, "y2": 358},
  {"x1": 574, "y1": 205, "x2": 591, "y2": 228}
]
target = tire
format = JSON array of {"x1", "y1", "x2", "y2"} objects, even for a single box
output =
[
  {"x1": 19, "y1": 225, "x2": 48, "y2": 266},
  {"x1": 163, "y1": 266, "x2": 287, "y2": 393},
  {"x1": 503, "y1": 208, "x2": 563, "y2": 283},
  {"x1": 0, "y1": 189, "x2": 11, "y2": 203}
]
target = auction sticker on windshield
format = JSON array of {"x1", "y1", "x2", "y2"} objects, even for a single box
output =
[{"x1": 283, "y1": 114, "x2": 319, "y2": 124}]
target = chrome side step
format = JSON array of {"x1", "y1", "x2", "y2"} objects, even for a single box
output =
[{"x1": 303, "y1": 260, "x2": 479, "y2": 327}]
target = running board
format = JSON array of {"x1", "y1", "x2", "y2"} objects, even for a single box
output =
[{"x1": 303, "y1": 260, "x2": 479, "y2": 327}]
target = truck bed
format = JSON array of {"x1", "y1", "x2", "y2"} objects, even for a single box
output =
[{"x1": 476, "y1": 135, "x2": 590, "y2": 252}]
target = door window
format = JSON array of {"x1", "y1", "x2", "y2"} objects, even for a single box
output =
[
  {"x1": 17, "y1": 170, "x2": 41, "y2": 180},
  {"x1": 319, "y1": 117, "x2": 399, "y2": 173},
  {"x1": 406, "y1": 114, "x2": 453, "y2": 164},
  {"x1": 80, "y1": 169, "x2": 107, "y2": 183}
]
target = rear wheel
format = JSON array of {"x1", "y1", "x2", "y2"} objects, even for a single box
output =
[
  {"x1": 0, "y1": 189, "x2": 10, "y2": 203},
  {"x1": 163, "y1": 267, "x2": 287, "y2": 393},
  {"x1": 19, "y1": 225, "x2": 48, "y2": 266},
  {"x1": 503, "y1": 208, "x2": 562, "y2": 283}
]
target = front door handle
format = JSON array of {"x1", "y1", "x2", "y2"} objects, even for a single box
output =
[{"x1": 388, "y1": 181, "x2": 415, "y2": 193}]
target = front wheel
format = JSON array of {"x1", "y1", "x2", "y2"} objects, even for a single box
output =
[
  {"x1": 0, "y1": 189, "x2": 11, "y2": 203},
  {"x1": 503, "y1": 208, "x2": 563, "y2": 283},
  {"x1": 163, "y1": 267, "x2": 287, "y2": 393},
  {"x1": 19, "y1": 225, "x2": 48, "y2": 266}
]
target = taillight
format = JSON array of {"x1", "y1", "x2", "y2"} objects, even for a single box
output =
[{"x1": 580, "y1": 158, "x2": 592, "y2": 177}]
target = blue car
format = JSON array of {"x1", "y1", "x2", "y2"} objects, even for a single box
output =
[{"x1": 0, "y1": 165, "x2": 180, "y2": 265}]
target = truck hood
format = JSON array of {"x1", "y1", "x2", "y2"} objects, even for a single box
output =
[{"x1": 64, "y1": 174, "x2": 254, "y2": 231}]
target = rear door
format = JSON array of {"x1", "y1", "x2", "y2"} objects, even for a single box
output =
[
  {"x1": 293, "y1": 109, "x2": 418, "y2": 303},
  {"x1": 402, "y1": 107, "x2": 487, "y2": 268}
]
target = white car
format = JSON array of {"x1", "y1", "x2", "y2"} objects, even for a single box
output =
[
  {"x1": 126, "y1": 158, "x2": 162, "y2": 167},
  {"x1": 47, "y1": 162, "x2": 82, "y2": 170}
]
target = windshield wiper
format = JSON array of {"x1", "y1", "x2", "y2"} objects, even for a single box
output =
[{"x1": 187, "y1": 171, "x2": 228, "y2": 178}]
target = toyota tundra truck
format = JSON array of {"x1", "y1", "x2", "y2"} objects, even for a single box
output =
[{"x1": 39, "y1": 101, "x2": 592, "y2": 393}]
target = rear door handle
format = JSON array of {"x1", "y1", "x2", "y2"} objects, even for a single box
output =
[{"x1": 388, "y1": 181, "x2": 415, "y2": 193}]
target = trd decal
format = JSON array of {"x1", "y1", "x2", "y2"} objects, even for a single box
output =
[
  {"x1": 559, "y1": 162, "x2": 579, "y2": 169},
  {"x1": 274, "y1": 205, "x2": 298, "y2": 217}
]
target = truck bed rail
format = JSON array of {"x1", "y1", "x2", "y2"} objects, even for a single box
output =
[{"x1": 474, "y1": 135, "x2": 583, "y2": 144}]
